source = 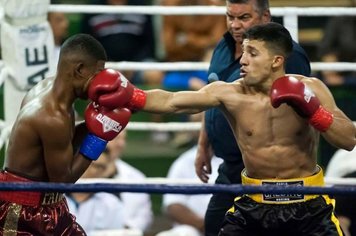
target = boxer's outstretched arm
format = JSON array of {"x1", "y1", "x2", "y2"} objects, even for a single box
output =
[
  {"x1": 88, "y1": 69, "x2": 227, "y2": 114},
  {"x1": 142, "y1": 81, "x2": 226, "y2": 114}
]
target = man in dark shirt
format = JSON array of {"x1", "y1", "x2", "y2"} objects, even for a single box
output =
[
  {"x1": 81, "y1": 0, "x2": 155, "y2": 63},
  {"x1": 194, "y1": 1, "x2": 311, "y2": 235},
  {"x1": 81, "y1": 0, "x2": 156, "y2": 84}
]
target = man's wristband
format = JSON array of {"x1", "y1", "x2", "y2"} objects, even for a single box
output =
[
  {"x1": 126, "y1": 88, "x2": 146, "y2": 112},
  {"x1": 309, "y1": 106, "x2": 333, "y2": 132},
  {"x1": 79, "y1": 133, "x2": 107, "y2": 160}
]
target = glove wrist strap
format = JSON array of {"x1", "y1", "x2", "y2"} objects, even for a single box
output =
[
  {"x1": 309, "y1": 106, "x2": 333, "y2": 132},
  {"x1": 127, "y1": 88, "x2": 146, "y2": 112},
  {"x1": 79, "y1": 133, "x2": 108, "y2": 160}
]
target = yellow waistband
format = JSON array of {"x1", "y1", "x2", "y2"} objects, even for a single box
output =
[{"x1": 241, "y1": 166, "x2": 325, "y2": 204}]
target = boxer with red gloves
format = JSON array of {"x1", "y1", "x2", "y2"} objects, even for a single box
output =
[
  {"x1": 88, "y1": 69, "x2": 146, "y2": 112},
  {"x1": 80, "y1": 102, "x2": 131, "y2": 160},
  {"x1": 85, "y1": 22, "x2": 353, "y2": 236},
  {"x1": 270, "y1": 76, "x2": 333, "y2": 132}
]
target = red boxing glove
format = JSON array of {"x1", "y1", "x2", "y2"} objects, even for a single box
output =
[
  {"x1": 85, "y1": 102, "x2": 131, "y2": 141},
  {"x1": 80, "y1": 102, "x2": 131, "y2": 160},
  {"x1": 88, "y1": 69, "x2": 122, "y2": 103},
  {"x1": 88, "y1": 69, "x2": 146, "y2": 112},
  {"x1": 270, "y1": 76, "x2": 333, "y2": 132}
]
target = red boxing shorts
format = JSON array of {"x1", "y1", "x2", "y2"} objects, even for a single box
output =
[{"x1": 0, "y1": 170, "x2": 86, "y2": 235}]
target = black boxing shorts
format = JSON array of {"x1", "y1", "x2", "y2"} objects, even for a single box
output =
[
  {"x1": 0, "y1": 170, "x2": 86, "y2": 236},
  {"x1": 219, "y1": 167, "x2": 343, "y2": 236}
]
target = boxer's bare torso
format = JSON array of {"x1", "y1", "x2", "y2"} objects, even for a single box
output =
[
  {"x1": 5, "y1": 78, "x2": 76, "y2": 181},
  {"x1": 144, "y1": 73, "x2": 355, "y2": 179},
  {"x1": 218, "y1": 77, "x2": 318, "y2": 179},
  {"x1": 4, "y1": 55, "x2": 104, "y2": 183}
]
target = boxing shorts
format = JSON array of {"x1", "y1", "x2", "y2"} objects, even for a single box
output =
[
  {"x1": 219, "y1": 167, "x2": 343, "y2": 236},
  {"x1": 0, "y1": 170, "x2": 86, "y2": 235}
]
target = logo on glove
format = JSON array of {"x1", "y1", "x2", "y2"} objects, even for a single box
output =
[
  {"x1": 303, "y1": 86, "x2": 315, "y2": 103},
  {"x1": 120, "y1": 74, "x2": 128, "y2": 88},
  {"x1": 95, "y1": 113, "x2": 123, "y2": 133}
]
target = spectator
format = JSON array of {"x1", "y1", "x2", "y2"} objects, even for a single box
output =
[
  {"x1": 317, "y1": 16, "x2": 356, "y2": 168},
  {"x1": 162, "y1": 48, "x2": 214, "y2": 91},
  {"x1": 153, "y1": 1, "x2": 225, "y2": 145},
  {"x1": 81, "y1": 0, "x2": 157, "y2": 84},
  {"x1": 156, "y1": 145, "x2": 223, "y2": 236},
  {"x1": 325, "y1": 148, "x2": 356, "y2": 178},
  {"x1": 106, "y1": 130, "x2": 154, "y2": 232},
  {"x1": 318, "y1": 16, "x2": 356, "y2": 87},
  {"x1": 161, "y1": 0, "x2": 224, "y2": 62},
  {"x1": 325, "y1": 148, "x2": 356, "y2": 236},
  {"x1": 66, "y1": 148, "x2": 125, "y2": 234},
  {"x1": 157, "y1": 0, "x2": 226, "y2": 91}
]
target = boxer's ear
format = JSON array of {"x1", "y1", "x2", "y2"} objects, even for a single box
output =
[
  {"x1": 272, "y1": 55, "x2": 284, "y2": 69},
  {"x1": 74, "y1": 63, "x2": 86, "y2": 79}
]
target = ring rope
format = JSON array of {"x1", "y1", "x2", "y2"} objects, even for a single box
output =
[
  {"x1": 49, "y1": 5, "x2": 356, "y2": 16},
  {"x1": 126, "y1": 121, "x2": 201, "y2": 131},
  {"x1": 0, "y1": 61, "x2": 355, "y2": 73},
  {"x1": 46, "y1": 4, "x2": 356, "y2": 46},
  {"x1": 1, "y1": 5, "x2": 356, "y2": 74},
  {"x1": 105, "y1": 61, "x2": 356, "y2": 72},
  {"x1": 1, "y1": 122, "x2": 356, "y2": 150},
  {"x1": 1, "y1": 182, "x2": 356, "y2": 196},
  {"x1": 76, "y1": 177, "x2": 356, "y2": 187}
]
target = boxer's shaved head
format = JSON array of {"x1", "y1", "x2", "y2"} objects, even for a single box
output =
[{"x1": 60, "y1": 34, "x2": 107, "y2": 63}]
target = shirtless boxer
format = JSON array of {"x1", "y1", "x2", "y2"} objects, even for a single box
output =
[
  {"x1": 198, "y1": 1, "x2": 311, "y2": 234},
  {"x1": 0, "y1": 34, "x2": 130, "y2": 235},
  {"x1": 89, "y1": 22, "x2": 356, "y2": 235}
]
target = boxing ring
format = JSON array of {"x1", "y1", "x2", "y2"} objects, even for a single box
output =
[
  {"x1": 1, "y1": 178, "x2": 356, "y2": 195},
  {"x1": 0, "y1": 3, "x2": 356, "y2": 200}
]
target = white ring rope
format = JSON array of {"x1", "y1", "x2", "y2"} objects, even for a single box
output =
[
  {"x1": 127, "y1": 121, "x2": 201, "y2": 131},
  {"x1": 1, "y1": 122, "x2": 356, "y2": 149},
  {"x1": 0, "y1": 122, "x2": 202, "y2": 151},
  {"x1": 1, "y1": 5, "x2": 356, "y2": 72},
  {"x1": 49, "y1": 5, "x2": 356, "y2": 16},
  {"x1": 0, "y1": 61, "x2": 355, "y2": 73},
  {"x1": 106, "y1": 61, "x2": 356, "y2": 72},
  {"x1": 48, "y1": 5, "x2": 356, "y2": 42}
]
